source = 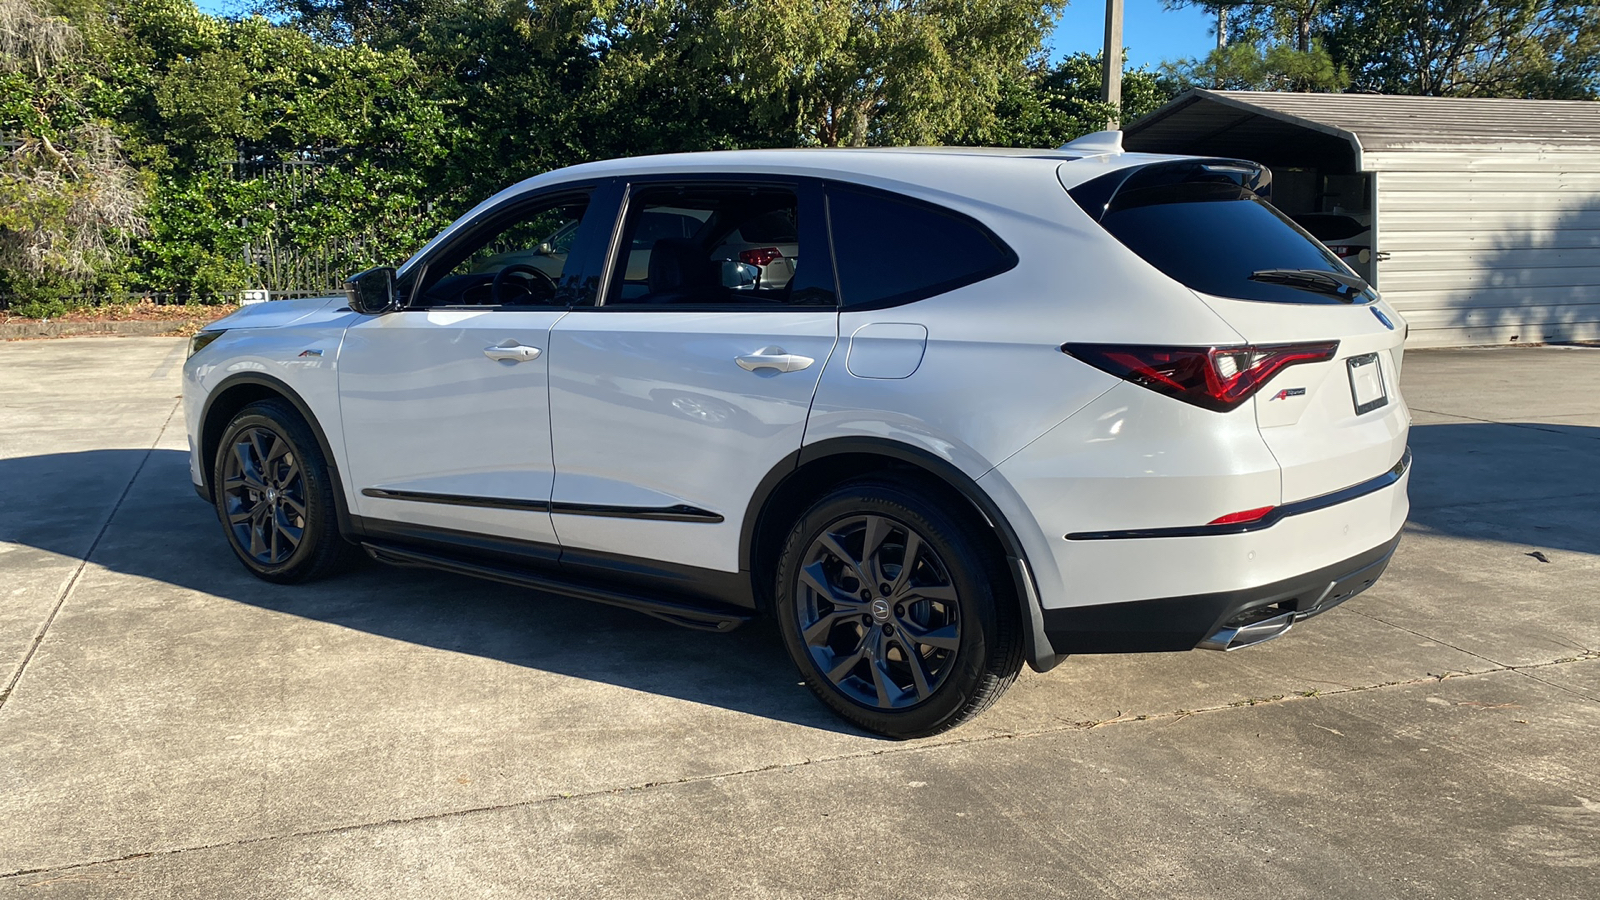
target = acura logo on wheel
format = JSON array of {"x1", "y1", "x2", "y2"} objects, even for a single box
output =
[{"x1": 870, "y1": 598, "x2": 892, "y2": 621}]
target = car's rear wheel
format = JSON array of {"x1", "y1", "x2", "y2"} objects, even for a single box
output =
[
  {"x1": 774, "y1": 480, "x2": 1023, "y2": 739},
  {"x1": 213, "y1": 399, "x2": 352, "y2": 583}
]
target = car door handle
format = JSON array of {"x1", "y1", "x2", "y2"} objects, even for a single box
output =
[
  {"x1": 484, "y1": 342, "x2": 542, "y2": 362},
  {"x1": 735, "y1": 346, "x2": 815, "y2": 373}
]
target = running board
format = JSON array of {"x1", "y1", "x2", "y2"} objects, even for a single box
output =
[{"x1": 361, "y1": 542, "x2": 751, "y2": 633}]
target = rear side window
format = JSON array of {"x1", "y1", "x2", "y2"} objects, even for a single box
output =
[
  {"x1": 827, "y1": 185, "x2": 1016, "y2": 308},
  {"x1": 1070, "y1": 161, "x2": 1373, "y2": 305}
]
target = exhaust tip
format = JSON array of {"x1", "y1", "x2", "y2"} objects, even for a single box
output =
[{"x1": 1198, "y1": 607, "x2": 1297, "y2": 652}]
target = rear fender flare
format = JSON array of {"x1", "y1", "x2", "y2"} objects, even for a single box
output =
[{"x1": 741, "y1": 436, "x2": 1063, "y2": 672}]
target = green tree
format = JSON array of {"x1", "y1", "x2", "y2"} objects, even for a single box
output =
[
  {"x1": 973, "y1": 52, "x2": 1174, "y2": 147},
  {"x1": 0, "y1": 0, "x2": 147, "y2": 311},
  {"x1": 1164, "y1": 1, "x2": 1600, "y2": 98},
  {"x1": 1325, "y1": 1, "x2": 1600, "y2": 97},
  {"x1": 713, "y1": 0, "x2": 1062, "y2": 146},
  {"x1": 64, "y1": 0, "x2": 452, "y2": 296},
  {"x1": 1162, "y1": 1, "x2": 1349, "y2": 91}
]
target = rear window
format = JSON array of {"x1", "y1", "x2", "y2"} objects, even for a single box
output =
[
  {"x1": 1292, "y1": 214, "x2": 1367, "y2": 242},
  {"x1": 827, "y1": 185, "x2": 1016, "y2": 308},
  {"x1": 1070, "y1": 161, "x2": 1374, "y2": 305}
]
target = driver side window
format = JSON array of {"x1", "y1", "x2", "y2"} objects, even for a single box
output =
[{"x1": 416, "y1": 192, "x2": 592, "y2": 308}]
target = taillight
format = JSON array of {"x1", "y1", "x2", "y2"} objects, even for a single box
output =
[
  {"x1": 1328, "y1": 245, "x2": 1357, "y2": 258},
  {"x1": 1062, "y1": 341, "x2": 1340, "y2": 412},
  {"x1": 739, "y1": 247, "x2": 784, "y2": 266}
]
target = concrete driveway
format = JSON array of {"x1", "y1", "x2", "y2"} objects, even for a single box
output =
[{"x1": 1, "y1": 337, "x2": 1596, "y2": 898}]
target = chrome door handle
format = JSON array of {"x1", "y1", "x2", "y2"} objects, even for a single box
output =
[
  {"x1": 735, "y1": 346, "x2": 815, "y2": 373},
  {"x1": 484, "y1": 342, "x2": 542, "y2": 362}
]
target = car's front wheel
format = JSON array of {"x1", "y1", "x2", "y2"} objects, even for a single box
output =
[
  {"x1": 213, "y1": 399, "x2": 352, "y2": 583},
  {"x1": 775, "y1": 480, "x2": 1024, "y2": 739}
]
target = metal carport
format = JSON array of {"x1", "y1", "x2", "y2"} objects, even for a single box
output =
[{"x1": 1123, "y1": 90, "x2": 1600, "y2": 348}]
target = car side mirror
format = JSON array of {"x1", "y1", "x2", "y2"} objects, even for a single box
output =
[
  {"x1": 721, "y1": 260, "x2": 760, "y2": 290},
  {"x1": 536, "y1": 242, "x2": 555, "y2": 256},
  {"x1": 344, "y1": 266, "x2": 398, "y2": 314}
]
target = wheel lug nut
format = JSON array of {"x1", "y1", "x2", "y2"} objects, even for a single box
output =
[
  {"x1": 859, "y1": 589, "x2": 872, "y2": 601},
  {"x1": 879, "y1": 583, "x2": 891, "y2": 596},
  {"x1": 883, "y1": 624, "x2": 895, "y2": 636}
]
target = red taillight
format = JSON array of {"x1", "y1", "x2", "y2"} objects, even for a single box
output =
[
  {"x1": 1208, "y1": 506, "x2": 1277, "y2": 525},
  {"x1": 739, "y1": 247, "x2": 784, "y2": 266},
  {"x1": 1328, "y1": 245, "x2": 1358, "y2": 258},
  {"x1": 1062, "y1": 341, "x2": 1340, "y2": 412}
]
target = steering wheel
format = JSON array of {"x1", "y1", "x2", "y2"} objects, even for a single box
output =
[{"x1": 492, "y1": 264, "x2": 558, "y2": 305}]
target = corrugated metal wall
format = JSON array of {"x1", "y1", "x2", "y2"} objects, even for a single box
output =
[{"x1": 1371, "y1": 148, "x2": 1600, "y2": 348}]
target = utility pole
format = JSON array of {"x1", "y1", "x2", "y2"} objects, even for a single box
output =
[{"x1": 1101, "y1": 0, "x2": 1124, "y2": 130}]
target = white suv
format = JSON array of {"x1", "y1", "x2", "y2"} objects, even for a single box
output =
[{"x1": 183, "y1": 141, "x2": 1411, "y2": 738}]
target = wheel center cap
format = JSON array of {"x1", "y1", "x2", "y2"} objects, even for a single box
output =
[
  {"x1": 265, "y1": 488, "x2": 279, "y2": 503},
  {"x1": 870, "y1": 598, "x2": 892, "y2": 622}
]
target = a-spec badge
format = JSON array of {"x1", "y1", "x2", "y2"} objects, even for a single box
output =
[
  {"x1": 1271, "y1": 387, "x2": 1307, "y2": 401},
  {"x1": 1371, "y1": 307, "x2": 1395, "y2": 330}
]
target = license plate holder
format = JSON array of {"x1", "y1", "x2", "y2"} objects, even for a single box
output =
[{"x1": 1347, "y1": 352, "x2": 1388, "y2": 415}]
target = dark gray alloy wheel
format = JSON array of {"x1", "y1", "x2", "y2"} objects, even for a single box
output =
[
  {"x1": 775, "y1": 480, "x2": 1023, "y2": 739},
  {"x1": 222, "y1": 425, "x2": 306, "y2": 566},
  {"x1": 795, "y1": 514, "x2": 962, "y2": 709},
  {"x1": 213, "y1": 399, "x2": 352, "y2": 583}
]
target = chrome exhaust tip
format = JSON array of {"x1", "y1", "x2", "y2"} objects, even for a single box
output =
[{"x1": 1198, "y1": 608, "x2": 1297, "y2": 652}]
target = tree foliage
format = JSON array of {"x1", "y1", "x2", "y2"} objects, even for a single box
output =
[
  {"x1": 0, "y1": 0, "x2": 145, "y2": 306},
  {"x1": 9, "y1": 0, "x2": 1595, "y2": 316},
  {"x1": 1165, "y1": 1, "x2": 1600, "y2": 97}
]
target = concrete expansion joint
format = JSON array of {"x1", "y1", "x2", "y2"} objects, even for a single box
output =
[
  {"x1": 1351, "y1": 608, "x2": 1600, "y2": 705},
  {"x1": 0, "y1": 400, "x2": 181, "y2": 716},
  {"x1": 4, "y1": 651, "x2": 1597, "y2": 883}
]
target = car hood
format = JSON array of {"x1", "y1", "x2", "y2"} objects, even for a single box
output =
[{"x1": 204, "y1": 295, "x2": 344, "y2": 331}]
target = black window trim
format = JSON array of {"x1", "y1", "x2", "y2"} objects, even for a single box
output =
[
  {"x1": 400, "y1": 179, "x2": 612, "y2": 311},
  {"x1": 588, "y1": 173, "x2": 839, "y2": 313},
  {"x1": 822, "y1": 180, "x2": 1020, "y2": 311}
]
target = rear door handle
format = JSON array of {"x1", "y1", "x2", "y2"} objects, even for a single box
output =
[
  {"x1": 735, "y1": 346, "x2": 815, "y2": 373},
  {"x1": 484, "y1": 342, "x2": 542, "y2": 362}
]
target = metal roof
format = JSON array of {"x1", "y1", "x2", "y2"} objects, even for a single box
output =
[{"x1": 1124, "y1": 90, "x2": 1600, "y2": 168}]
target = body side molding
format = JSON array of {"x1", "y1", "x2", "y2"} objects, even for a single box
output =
[{"x1": 360, "y1": 488, "x2": 724, "y2": 523}]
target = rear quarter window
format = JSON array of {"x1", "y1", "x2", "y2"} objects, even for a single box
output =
[
  {"x1": 1071, "y1": 161, "x2": 1372, "y2": 305},
  {"x1": 826, "y1": 185, "x2": 1016, "y2": 309}
]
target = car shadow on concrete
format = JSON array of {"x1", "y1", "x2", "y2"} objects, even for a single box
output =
[
  {"x1": 2, "y1": 420, "x2": 1593, "y2": 732},
  {"x1": 1398, "y1": 421, "x2": 1599, "y2": 556},
  {"x1": 0, "y1": 447, "x2": 860, "y2": 736}
]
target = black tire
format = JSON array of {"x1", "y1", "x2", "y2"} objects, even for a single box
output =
[
  {"x1": 212, "y1": 398, "x2": 353, "y2": 584},
  {"x1": 774, "y1": 479, "x2": 1024, "y2": 739}
]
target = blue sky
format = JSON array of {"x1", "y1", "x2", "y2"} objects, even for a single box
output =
[
  {"x1": 193, "y1": 0, "x2": 1216, "y2": 70},
  {"x1": 1052, "y1": 1, "x2": 1216, "y2": 69}
]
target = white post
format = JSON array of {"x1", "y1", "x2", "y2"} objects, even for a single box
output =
[{"x1": 1102, "y1": 0, "x2": 1125, "y2": 130}]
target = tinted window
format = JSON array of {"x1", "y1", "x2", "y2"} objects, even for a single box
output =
[
  {"x1": 827, "y1": 186, "x2": 1015, "y2": 308},
  {"x1": 1071, "y1": 161, "x2": 1372, "y2": 305},
  {"x1": 1292, "y1": 214, "x2": 1367, "y2": 242},
  {"x1": 416, "y1": 193, "x2": 592, "y2": 308},
  {"x1": 606, "y1": 184, "x2": 803, "y2": 307}
]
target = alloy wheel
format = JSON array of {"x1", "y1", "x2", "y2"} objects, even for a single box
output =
[
  {"x1": 794, "y1": 514, "x2": 962, "y2": 709},
  {"x1": 221, "y1": 426, "x2": 307, "y2": 566}
]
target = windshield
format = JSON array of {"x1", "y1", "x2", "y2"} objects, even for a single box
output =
[{"x1": 1070, "y1": 160, "x2": 1375, "y2": 305}]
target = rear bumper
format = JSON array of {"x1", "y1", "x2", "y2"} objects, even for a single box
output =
[{"x1": 1042, "y1": 529, "x2": 1401, "y2": 654}]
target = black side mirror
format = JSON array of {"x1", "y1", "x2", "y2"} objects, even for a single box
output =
[{"x1": 344, "y1": 266, "x2": 399, "y2": 314}]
